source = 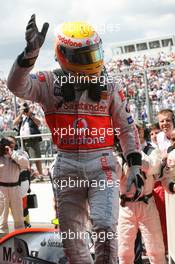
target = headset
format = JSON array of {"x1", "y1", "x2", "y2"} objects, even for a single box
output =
[{"x1": 170, "y1": 109, "x2": 175, "y2": 127}]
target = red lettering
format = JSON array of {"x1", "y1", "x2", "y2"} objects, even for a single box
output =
[
  {"x1": 100, "y1": 156, "x2": 113, "y2": 181},
  {"x1": 57, "y1": 35, "x2": 82, "y2": 47}
]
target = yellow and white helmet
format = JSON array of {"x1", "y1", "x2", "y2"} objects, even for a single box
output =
[{"x1": 55, "y1": 22, "x2": 104, "y2": 76}]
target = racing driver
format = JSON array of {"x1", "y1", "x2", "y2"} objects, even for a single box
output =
[{"x1": 7, "y1": 14, "x2": 144, "y2": 264}]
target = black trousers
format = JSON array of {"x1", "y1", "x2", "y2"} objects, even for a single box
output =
[{"x1": 134, "y1": 229, "x2": 143, "y2": 264}]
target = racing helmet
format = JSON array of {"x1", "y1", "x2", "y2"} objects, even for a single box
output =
[{"x1": 55, "y1": 22, "x2": 104, "y2": 76}]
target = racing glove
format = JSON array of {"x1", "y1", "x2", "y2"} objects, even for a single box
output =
[
  {"x1": 25, "y1": 14, "x2": 49, "y2": 52},
  {"x1": 18, "y1": 14, "x2": 49, "y2": 68},
  {"x1": 127, "y1": 165, "x2": 145, "y2": 196},
  {"x1": 126, "y1": 153, "x2": 145, "y2": 196}
]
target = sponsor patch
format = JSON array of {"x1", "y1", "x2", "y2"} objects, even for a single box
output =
[
  {"x1": 38, "y1": 72, "x2": 46, "y2": 82},
  {"x1": 62, "y1": 102, "x2": 107, "y2": 112},
  {"x1": 30, "y1": 74, "x2": 37, "y2": 79},
  {"x1": 57, "y1": 34, "x2": 82, "y2": 47},
  {"x1": 127, "y1": 116, "x2": 134, "y2": 124},
  {"x1": 118, "y1": 90, "x2": 126, "y2": 101}
]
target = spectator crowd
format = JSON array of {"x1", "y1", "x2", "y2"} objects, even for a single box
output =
[
  {"x1": 106, "y1": 51, "x2": 175, "y2": 122},
  {"x1": 0, "y1": 78, "x2": 46, "y2": 132}
]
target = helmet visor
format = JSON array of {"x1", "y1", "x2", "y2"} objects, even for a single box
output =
[{"x1": 58, "y1": 41, "x2": 104, "y2": 65}]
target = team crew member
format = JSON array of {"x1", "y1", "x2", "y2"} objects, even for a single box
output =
[
  {"x1": 167, "y1": 129, "x2": 175, "y2": 167},
  {"x1": 0, "y1": 138, "x2": 29, "y2": 233},
  {"x1": 157, "y1": 109, "x2": 175, "y2": 157},
  {"x1": 156, "y1": 109, "x2": 175, "y2": 252},
  {"x1": 150, "y1": 123, "x2": 160, "y2": 148},
  {"x1": 7, "y1": 136, "x2": 31, "y2": 228},
  {"x1": 8, "y1": 15, "x2": 143, "y2": 264},
  {"x1": 116, "y1": 148, "x2": 175, "y2": 264}
]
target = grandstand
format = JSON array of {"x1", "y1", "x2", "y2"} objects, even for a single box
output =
[{"x1": 111, "y1": 34, "x2": 175, "y2": 59}]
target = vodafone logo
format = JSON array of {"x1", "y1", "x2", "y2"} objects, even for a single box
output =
[
  {"x1": 73, "y1": 118, "x2": 88, "y2": 130},
  {"x1": 57, "y1": 35, "x2": 82, "y2": 47}
]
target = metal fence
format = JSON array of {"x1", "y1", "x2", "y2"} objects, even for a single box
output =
[{"x1": 14, "y1": 133, "x2": 56, "y2": 171}]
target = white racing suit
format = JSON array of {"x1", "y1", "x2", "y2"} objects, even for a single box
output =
[
  {"x1": 0, "y1": 150, "x2": 29, "y2": 233},
  {"x1": 7, "y1": 50, "x2": 141, "y2": 264},
  {"x1": 115, "y1": 148, "x2": 175, "y2": 264},
  {"x1": 157, "y1": 131, "x2": 171, "y2": 157}
]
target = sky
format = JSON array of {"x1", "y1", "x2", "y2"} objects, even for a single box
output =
[{"x1": 1, "y1": 0, "x2": 175, "y2": 77}]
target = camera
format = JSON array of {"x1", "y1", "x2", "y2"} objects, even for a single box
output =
[
  {"x1": 22, "y1": 102, "x2": 30, "y2": 113},
  {"x1": 23, "y1": 107, "x2": 29, "y2": 113}
]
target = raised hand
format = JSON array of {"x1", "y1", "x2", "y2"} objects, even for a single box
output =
[{"x1": 25, "y1": 14, "x2": 49, "y2": 52}]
